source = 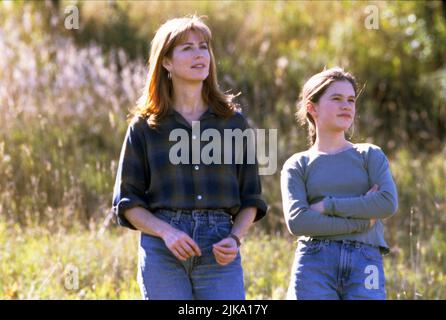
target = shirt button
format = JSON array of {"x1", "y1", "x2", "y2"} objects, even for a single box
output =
[
  {"x1": 192, "y1": 135, "x2": 197, "y2": 140},
  {"x1": 194, "y1": 165, "x2": 199, "y2": 170},
  {"x1": 197, "y1": 195, "x2": 202, "y2": 200}
]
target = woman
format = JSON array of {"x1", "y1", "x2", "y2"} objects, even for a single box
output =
[
  {"x1": 281, "y1": 67, "x2": 398, "y2": 300},
  {"x1": 112, "y1": 16, "x2": 267, "y2": 300}
]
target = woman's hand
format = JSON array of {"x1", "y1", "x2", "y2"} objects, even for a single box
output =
[
  {"x1": 212, "y1": 237, "x2": 238, "y2": 266},
  {"x1": 161, "y1": 226, "x2": 202, "y2": 261}
]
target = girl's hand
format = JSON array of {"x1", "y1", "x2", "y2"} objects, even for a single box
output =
[
  {"x1": 161, "y1": 226, "x2": 202, "y2": 261},
  {"x1": 313, "y1": 184, "x2": 380, "y2": 217},
  {"x1": 366, "y1": 184, "x2": 379, "y2": 195},
  {"x1": 310, "y1": 201, "x2": 325, "y2": 213},
  {"x1": 212, "y1": 237, "x2": 238, "y2": 266}
]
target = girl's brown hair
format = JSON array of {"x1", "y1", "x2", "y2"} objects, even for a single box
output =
[
  {"x1": 296, "y1": 67, "x2": 359, "y2": 146},
  {"x1": 131, "y1": 15, "x2": 238, "y2": 127}
]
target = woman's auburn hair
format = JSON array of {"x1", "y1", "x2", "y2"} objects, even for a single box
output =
[
  {"x1": 131, "y1": 15, "x2": 239, "y2": 127},
  {"x1": 295, "y1": 67, "x2": 359, "y2": 146}
]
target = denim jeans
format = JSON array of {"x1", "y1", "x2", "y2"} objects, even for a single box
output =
[
  {"x1": 138, "y1": 209, "x2": 245, "y2": 300},
  {"x1": 287, "y1": 239, "x2": 386, "y2": 300}
]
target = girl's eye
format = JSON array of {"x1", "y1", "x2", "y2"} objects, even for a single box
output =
[
  {"x1": 349, "y1": 99, "x2": 355, "y2": 103},
  {"x1": 332, "y1": 97, "x2": 341, "y2": 101},
  {"x1": 200, "y1": 45, "x2": 208, "y2": 50},
  {"x1": 182, "y1": 46, "x2": 191, "y2": 51}
]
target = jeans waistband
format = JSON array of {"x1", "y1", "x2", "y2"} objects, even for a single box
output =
[
  {"x1": 154, "y1": 208, "x2": 232, "y2": 223},
  {"x1": 306, "y1": 238, "x2": 379, "y2": 250}
]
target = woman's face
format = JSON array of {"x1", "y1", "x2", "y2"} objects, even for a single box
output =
[
  {"x1": 163, "y1": 31, "x2": 211, "y2": 83},
  {"x1": 309, "y1": 80, "x2": 356, "y2": 133}
]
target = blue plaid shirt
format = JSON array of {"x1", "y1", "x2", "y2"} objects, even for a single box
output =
[{"x1": 112, "y1": 107, "x2": 267, "y2": 229}]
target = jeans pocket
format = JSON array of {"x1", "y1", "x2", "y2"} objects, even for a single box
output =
[
  {"x1": 360, "y1": 246, "x2": 382, "y2": 262},
  {"x1": 298, "y1": 241, "x2": 323, "y2": 255},
  {"x1": 140, "y1": 232, "x2": 165, "y2": 252},
  {"x1": 212, "y1": 221, "x2": 232, "y2": 239}
]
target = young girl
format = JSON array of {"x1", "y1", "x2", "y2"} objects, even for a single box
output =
[
  {"x1": 112, "y1": 16, "x2": 267, "y2": 300},
  {"x1": 281, "y1": 67, "x2": 398, "y2": 300}
]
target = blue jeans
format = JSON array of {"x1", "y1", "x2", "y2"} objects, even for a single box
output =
[
  {"x1": 287, "y1": 239, "x2": 386, "y2": 300},
  {"x1": 138, "y1": 209, "x2": 245, "y2": 300}
]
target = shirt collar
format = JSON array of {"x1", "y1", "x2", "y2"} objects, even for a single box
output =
[{"x1": 167, "y1": 106, "x2": 217, "y2": 119}]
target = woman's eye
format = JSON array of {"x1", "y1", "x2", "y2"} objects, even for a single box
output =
[
  {"x1": 183, "y1": 46, "x2": 191, "y2": 51},
  {"x1": 200, "y1": 45, "x2": 208, "y2": 50}
]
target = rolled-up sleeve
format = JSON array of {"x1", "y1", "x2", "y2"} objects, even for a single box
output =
[
  {"x1": 236, "y1": 116, "x2": 268, "y2": 222},
  {"x1": 112, "y1": 118, "x2": 150, "y2": 230}
]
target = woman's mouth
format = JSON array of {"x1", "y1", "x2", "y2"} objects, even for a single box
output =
[{"x1": 191, "y1": 63, "x2": 206, "y2": 69}]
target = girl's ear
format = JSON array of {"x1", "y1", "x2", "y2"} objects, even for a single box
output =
[{"x1": 306, "y1": 101, "x2": 318, "y2": 119}]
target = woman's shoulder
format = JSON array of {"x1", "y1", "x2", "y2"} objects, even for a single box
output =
[
  {"x1": 128, "y1": 115, "x2": 157, "y2": 133},
  {"x1": 128, "y1": 114, "x2": 146, "y2": 127},
  {"x1": 227, "y1": 109, "x2": 250, "y2": 128}
]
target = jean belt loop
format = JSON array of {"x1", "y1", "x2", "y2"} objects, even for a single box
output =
[
  {"x1": 208, "y1": 211, "x2": 215, "y2": 227},
  {"x1": 174, "y1": 209, "x2": 182, "y2": 222},
  {"x1": 355, "y1": 242, "x2": 361, "y2": 249}
]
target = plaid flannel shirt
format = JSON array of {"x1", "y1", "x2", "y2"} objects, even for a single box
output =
[{"x1": 112, "y1": 107, "x2": 268, "y2": 229}]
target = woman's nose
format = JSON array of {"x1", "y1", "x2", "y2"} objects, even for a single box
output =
[{"x1": 193, "y1": 47, "x2": 204, "y2": 58}]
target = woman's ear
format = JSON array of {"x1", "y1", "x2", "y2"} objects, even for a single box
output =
[{"x1": 162, "y1": 57, "x2": 172, "y2": 73}]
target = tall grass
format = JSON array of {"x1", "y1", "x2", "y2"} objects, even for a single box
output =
[{"x1": 0, "y1": 6, "x2": 146, "y2": 230}]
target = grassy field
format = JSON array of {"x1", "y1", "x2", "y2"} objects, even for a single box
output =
[{"x1": 1, "y1": 220, "x2": 445, "y2": 300}]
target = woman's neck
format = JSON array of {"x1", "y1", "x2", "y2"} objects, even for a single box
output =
[{"x1": 172, "y1": 81, "x2": 206, "y2": 115}]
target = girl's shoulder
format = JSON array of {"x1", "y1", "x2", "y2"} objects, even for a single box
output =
[
  {"x1": 281, "y1": 150, "x2": 312, "y2": 174},
  {"x1": 352, "y1": 143, "x2": 387, "y2": 159},
  {"x1": 352, "y1": 143, "x2": 390, "y2": 171},
  {"x1": 282, "y1": 143, "x2": 387, "y2": 173},
  {"x1": 352, "y1": 142, "x2": 383, "y2": 153}
]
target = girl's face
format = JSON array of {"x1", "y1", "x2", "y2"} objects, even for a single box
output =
[
  {"x1": 163, "y1": 31, "x2": 211, "y2": 83},
  {"x1": 309, "y1": 80, "x2": 356, "y2": 133}
]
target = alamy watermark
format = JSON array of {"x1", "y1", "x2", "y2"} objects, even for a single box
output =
[
  {"x1": 169, "y1": 121, "x2": 277, "y2": 175},
  {"x1": 364, "y1": 5, "x2": 379, "y2": 30},
  {"x1": 64, "y1": 5, "x2": 79, "y2": 30},
  {"x1": 64, "y1": 263, "x2": 79, "y2": 291},
  {"x1": 364, "y1": 264, "x2": 379, "y2": 290}
]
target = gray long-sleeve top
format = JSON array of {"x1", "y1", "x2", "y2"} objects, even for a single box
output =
[{"x1": 280, "y1": 143, "x2": 398, "y2": 253}]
